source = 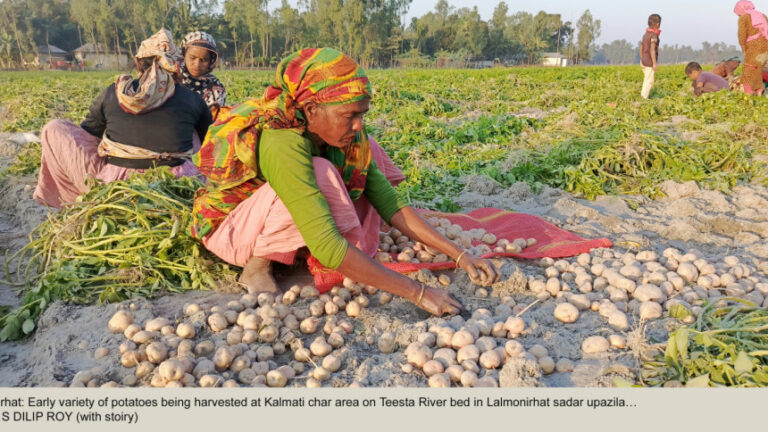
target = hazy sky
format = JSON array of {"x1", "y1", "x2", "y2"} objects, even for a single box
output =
[{"x1": 404, "y1": 0, "x2": 765, "y2": 47}]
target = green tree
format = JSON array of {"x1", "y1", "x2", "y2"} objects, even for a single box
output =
[{"x1": 575, "y1": 9, "x2": 601, "y2": 63}]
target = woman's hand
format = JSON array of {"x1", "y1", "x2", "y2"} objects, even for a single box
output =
[
  {"x1": 458, "y1": 255, "x2": 501, "y2": 286},
  {"x1": 415, "y1": 284, "x2": 462, "y2": 316}
]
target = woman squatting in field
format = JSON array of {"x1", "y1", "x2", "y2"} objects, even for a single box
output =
[
  {"x1": 191, "y1": 48, "x2": 500, "y2": 316},
  {"x1": 734, "y1": 1, "x2": 768, "y2": 95},
  {"x1": 33, "y1": 29, "x2": 211, "y2": 208}
]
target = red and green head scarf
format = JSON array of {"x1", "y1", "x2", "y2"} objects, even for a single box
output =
[{"x1": 191, "y1": 48, "x2": 373, "y2": 239}]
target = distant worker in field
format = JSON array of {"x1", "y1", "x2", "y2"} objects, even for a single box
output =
[
  {"x1": 191, "y1": 48, "x2": 500, "y2": 316},
  {"x1": 685, "y1": 62, "x2": 730, "y2": 97},
  {"x1": 711, "y1": 57, "x2": 741, "y2": 82},
  {"x1": 33, "y1": 29, "x2": 212, "y2": 208},
  {"x1": 734, "y1": 1, "x2": 768, "y2": 95},
  {"x1": 179, "y1": 31, "x2": 227, "y2": 116},
  {"x1": 640, "y1": 13, "x2": 662, "y2": 99}
]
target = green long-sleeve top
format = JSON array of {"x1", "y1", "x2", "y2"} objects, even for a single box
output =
[{"x1": 258, "y1": 128, "x2": 406, "y2": 269}]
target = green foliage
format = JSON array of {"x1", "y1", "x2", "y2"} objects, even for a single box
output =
[
  {"x1": 1, "y1": 64, "x2": 768, "y2": 208},
  {"x1": 642, "y1": 299, "x2": 768, "y2": 387},
  {"x1": 0, "y1": 168, "x2": 237, "y2": 341}
]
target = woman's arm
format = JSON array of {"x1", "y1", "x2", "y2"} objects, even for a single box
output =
[
  {"x1": 336, "y1": 245, "x2": 461, "y2": 316},
  {"x1": 389, "y1": 206, "x2": 501, "y2": 286},
  {"x1": 80, "y1": 85, "x2": 110, "y2": 138}
]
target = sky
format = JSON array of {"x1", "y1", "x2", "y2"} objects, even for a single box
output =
[{"x1": 403, "y1": 0, "x2": 766, "y2": 47}]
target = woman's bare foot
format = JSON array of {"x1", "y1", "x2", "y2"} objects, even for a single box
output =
[{"x1": 239, "y1": 257, "x2": 280, "y2": 294}]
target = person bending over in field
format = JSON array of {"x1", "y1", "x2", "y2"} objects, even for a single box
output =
[
  {"x1": 711, "y1": 57, "x2": 741, "y2": 83},
  {"x1": 33, "y1": 29, "x2": 211, "y2": 208},
  {"x1": 735, "y1": 1, "x2": 768, "y2": 95},
  {"x1": 190, "y1": 48, "x2": 500, "y2": 316},
  {"x1": 685, "y1": 62, "x2": 730, "y2": 97},
  {"x1": 640, "y1": 13, "x2": 662, "y2": 99},
  {"x1": 179, "y1": 31, "x2": 227, "y2": 117}
]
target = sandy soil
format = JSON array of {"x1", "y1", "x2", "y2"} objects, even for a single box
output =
[{"x1": 1, "y1": 132, "x2": 766, "y2": 388}]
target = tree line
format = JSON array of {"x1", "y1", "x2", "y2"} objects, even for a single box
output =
[{"x1": 0, "y1": 0, "x2": 736, "y2": 70}]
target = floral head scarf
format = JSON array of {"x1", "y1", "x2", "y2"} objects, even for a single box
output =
[
  {"x1": 115, "y1": 29, "x2": 180, "y2": 115},
  {"x1": 190, "y1": 48, "x2": 372, "y2": 239}
]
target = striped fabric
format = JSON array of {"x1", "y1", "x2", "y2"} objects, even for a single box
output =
[{"x1": 190, "y1": 48, "x2": 372, "y2": 239}]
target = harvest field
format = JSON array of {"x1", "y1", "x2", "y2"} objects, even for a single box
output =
[{"x1": 1, "y1": 65, "x2": 768, "y2": 388}]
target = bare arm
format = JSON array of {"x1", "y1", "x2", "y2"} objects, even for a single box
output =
[
  {"x1": 335, "y1": 245, "x2": 462, "y2": 316},
  {"x1": 389, "y1": 206, "x2": 501, "y2": 286}
]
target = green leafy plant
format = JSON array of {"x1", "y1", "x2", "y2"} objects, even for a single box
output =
[{"x1": 0, "y1": 168, "x2": 236, "y2": 341}]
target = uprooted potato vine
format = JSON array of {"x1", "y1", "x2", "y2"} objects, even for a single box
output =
[
  {"x1": 642, "y1": 298, "x2": 768, "y2": 387},
  {"x1": 0, "y1": 168, "x2": 237, "y2": 341}
]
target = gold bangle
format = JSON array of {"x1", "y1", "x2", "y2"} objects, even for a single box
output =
[
  {"x1": 455, "y1": 250, "x2": 468, "y2": 267},
  {"x1": 415, "y1": 285, "x2": 425, "y2": 306}
]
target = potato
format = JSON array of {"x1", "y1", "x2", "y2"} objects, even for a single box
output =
[
  {"x1": 158, "y1": 359, "x2": 185, "y2": 381},
  {"x1": 504, "y1": 340, "x2": 525, "y2": 358},
  {"x1": 555, "y1": 358, "x2": 575, "y2": 373},
  {"x1": 108, "y1": 310, "x2": 134, "y2": 333},
  {"x1": 145, "y1": 342, "x2": 168, "y2": 364},
  {"x1": 312, "y1": 367, "x2": 331, "y2": 381},
  {"x1": 581, "y1": 336, "x2": 610, "y2": 354},
  {"x1": 475, "y1": 337, "x2": 497, "y2": 353},
  {"x1": 220, "y1": 379, "x2": 239, "y2": 388},
  {"x1": 608, "y1": 310, "x2": 629, "y2": 331},
  {"x1": 213, "y1": 347, "x2": 235, "y2": 371},
  {"x1": 422, "y1": 359, "x2": 445, "y2": 377},
  {"x1": 378, "y1": 332, "x2": 396, "y2": 354},
  {"x1": 144, "y1": 317, "x2": 170, "y2": 333},
  {"x1": 417, "y1": 332, "x2": 436, "y2": 348},
  {"x1": 322, "y1": 355, "x2": 342, "y2": 372},
  {"x1": 327, "y1": 332, "x2": 344, "y2": 349},
  {"x1": 639, "y1": 301, "x2": 663, "y2": 320},
  {"x1": 266, "y1": 370, "x2": 287, "y2": 387},
  {"x1": 428, "y1": 373, "x2": 451, "y2": 388},
  {"x1": 192, "y1": 340, "x2": 213, "y2": 357},
  {"x1": 150, "y1": 374, "x2": 167, "y2": 388},
  {"x1": 460, "y1": 370, "x2": 477, "y2": 387},
  {"x1": 479, "y1": 350, "x2": 502, "y2": 369},
  {"x1": 306, "y1": 377, "x2": 322, "y2": 388},
  {"x1": 503, "y1": 316, "x2": 525, "y2": 336},
  {"x1": 131, "y1": 331, "x2": 155, "y2": 345},
  {"x1": 379, "y1": 292, "x2": 392, "y2": 305},
  {"x1": 406, "y1": 344, "x2": 432, "y2": 368},
  {"x1": 207, "y1": 313, "x2": 228, "y2": 332},
  {"x1": 451, "y1": 330, "x2": 474, "y2": 349},
  {"x1": 538, "y1": 356, "x2": 555, "y2": 374},
  {"x1": 432, "y1": 348, "x2": 458, "y2": 367},
  {"x1": 608, "y1": 334, "x2": 627, "y2": 349},
  {"x1": 120, "y1": 351, "x2": 140, "y2": 368},
  {"x1": 554, "y1": 303, "x2": 579, "y2": 324},
  {"x1": 345, "y1": 301, "x2": 361, "y2": 317},
  {"x1": 528, "y1": 344, "x2": 548, "y2": 359},
  {"x1": 310, "y1": 338, "x2": 332, "y2": 357},
  {"x1": 676, "y1": 262, "x2": 699, "y2": 283}
]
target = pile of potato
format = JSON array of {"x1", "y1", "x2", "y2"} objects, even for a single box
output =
[
  {"x1": 375, "y1": 216, "x2": 536, "y2": 264},
  {"x1": 537, "y1": 248, "x2": 766, "y2": 332},
  {"x1": 87, "y1": 281, "x2": 389, "y2": 388},
  {"x1": 72, "y1": 243, "x2": 767, "y2": 388}
]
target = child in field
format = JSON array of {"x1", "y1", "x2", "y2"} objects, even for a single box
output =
[
  {"x1": 711, "y1": 57, "x2": 741, "y2": 82},
  {"x1": 640, "y1": 14, "x2": 662, "y2": 99},
  {"x1": 685, "y1": 62, "x2": 730, "y2": 96}
]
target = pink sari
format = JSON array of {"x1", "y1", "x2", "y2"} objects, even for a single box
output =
[
  {"x1": 201, "y1": 138, "x2": 405, "y2": 267},
  {"x1": 33, "y1": 119, "x2": 201, "y2": 208}
]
